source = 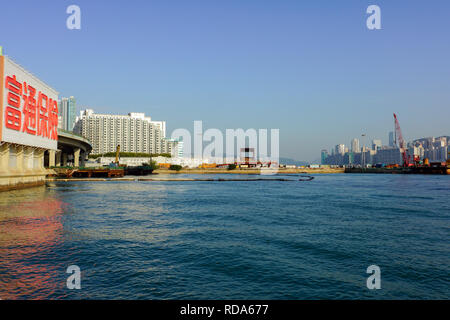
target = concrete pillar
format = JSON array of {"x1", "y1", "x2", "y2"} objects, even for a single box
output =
[
  {"x1": 0, "y1": 143, "x2": 9, "y2": 174},
  {"x1": 55, "y1": 151, "x2": 62, "y2": 167},
  {"x1": 80, "y1": 151, "x2": 86, "y2": 167},
  {"x1": 62, "y1": 153, "x2": 68, "y2": 167},
  {"x1": 23, "y1": 146, "x2": 33, "y2": 171},
  {"x1": 74, "y1": 148, "x2": 80, "y2": 168},
  {"x1": 16, "y1": 145, "x2": 24, "y2": 172},
  {"x1": 49, "y1": 150, "x2": 56, "y2": 167},
  {"x1": 34, "y1": 149, "x2": 44, "y2": 171}
]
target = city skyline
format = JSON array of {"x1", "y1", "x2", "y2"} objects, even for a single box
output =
[
  {"x1": 322, "y1": 132, "x2": 449, "y2": 154},
  {"x1": 322, "y1": 133, "x2": 449, "y2": 166},
  {"x1": 1, "y1": 0, "x2": 450, "y2": 161}
]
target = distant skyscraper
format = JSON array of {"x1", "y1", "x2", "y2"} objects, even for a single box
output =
[
  {"x1": 351, "y1": 138, "x2": 360, "y2": 153},
  {"x1": 59, "y1": 96, "x2": 77, "y2": 131},
  {"x1": 335, "y1": 144, "x2": 345, "y2": 155},
  {"x1": 321, "y1": 149, "x2": 329, "y2": 164},
  {"x1": 372, "y1": 139, "x2": 382, "y2": 150},
  {"x1": 389, "y1": 131, "x2": 395, "y2": 147}
]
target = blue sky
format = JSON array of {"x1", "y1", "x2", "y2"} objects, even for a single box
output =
[{"x1": 1, "y1": 0, "x2": 449, "y2": 161}]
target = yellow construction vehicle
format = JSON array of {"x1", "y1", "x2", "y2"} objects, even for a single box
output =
[
  {"x1": 115, "y1": 145, "x2": 121, "y2": 165},
  {"x1": 109, "y1": 145, "x2": 121, "y2": 168}
]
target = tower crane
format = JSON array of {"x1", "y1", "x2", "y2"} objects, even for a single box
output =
[{"x1": 393, "y1": 113, "x2": 410, "y2": 167}]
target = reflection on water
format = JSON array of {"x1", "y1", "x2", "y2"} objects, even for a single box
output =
[
  {"x1": 0, "y1": 181, "x2": 177, "y2": 300},
  {"x1": 0, "y1": 188, "x2": 65, "y2": 300}
]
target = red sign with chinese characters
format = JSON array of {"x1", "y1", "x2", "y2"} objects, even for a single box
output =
[
  {"x1": 0, "y1": 56, "x2": 58, "y2": 150},
  {"x1": 4, "y1": 75, "x2": 58, "y2": 140}
]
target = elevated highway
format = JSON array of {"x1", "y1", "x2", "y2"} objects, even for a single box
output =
[{"x1": 46, "y1": 130, "x2": 92, "y2": 168}]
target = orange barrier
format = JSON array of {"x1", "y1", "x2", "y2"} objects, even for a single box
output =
[{"x1": 199, "y1": 163, "x2": 217, "y2": 168}]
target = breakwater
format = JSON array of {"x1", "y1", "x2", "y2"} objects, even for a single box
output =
[
  {"x1": 46, "y1": 175, "x2": 315, "y2": 182},
  {"x1": 154, "y1": 168, "x2": 344, "y2": 174}
]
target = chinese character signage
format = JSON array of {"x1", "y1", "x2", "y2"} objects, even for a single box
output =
[{"x1": 0, "y1": 56, "x2": 58, "y2": 150}]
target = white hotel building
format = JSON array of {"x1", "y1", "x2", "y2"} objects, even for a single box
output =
[{"x1": 74, "y1": 109, "x2": 177, "y2": 156}]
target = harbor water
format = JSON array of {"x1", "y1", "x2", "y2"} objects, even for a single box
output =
[{"x1": 0, "y1": 174, "x2": 448, "y2": 299}]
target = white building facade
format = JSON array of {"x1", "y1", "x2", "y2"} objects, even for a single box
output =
[{"x1": 74, "y1": 109, "x2": 177, "y2": 156}]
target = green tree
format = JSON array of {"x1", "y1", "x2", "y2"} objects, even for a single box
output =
[{"x1": 142, "y1": 160, "x2": 159, "y2": 170}]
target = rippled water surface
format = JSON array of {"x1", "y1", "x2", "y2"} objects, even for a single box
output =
[{"x1": 0, "y1": 174, "x2": 449, "y2": 299}]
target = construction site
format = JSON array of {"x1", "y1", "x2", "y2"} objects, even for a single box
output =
[{"x1": 346, "y1": 113, "x2": 450, "y2": 175}]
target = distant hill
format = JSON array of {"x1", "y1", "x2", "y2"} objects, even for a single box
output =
[{"x1": 279, "y1": 157, "x2": 310, "y2": 166}]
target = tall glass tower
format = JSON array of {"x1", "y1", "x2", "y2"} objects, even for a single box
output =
[
  {"x1": 389, "y1": 131, "x2": 395, "y2": 147},
  {"x1": 321, "y1": 149, "x2": 329, "y2": 164},
  {"x1": 58, "y1": 96, "x2": 76, "y2": 131},
  {"x1": 67, "y1": 96, "x2": 76, "y2": 131}
]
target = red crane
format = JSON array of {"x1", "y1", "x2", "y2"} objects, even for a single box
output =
[{"x1": 393, "y1": 113, "x2": 410, "y2": 167}]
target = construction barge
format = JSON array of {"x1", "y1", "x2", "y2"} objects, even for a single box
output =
[
  {"x1": 53, "y1": 167, "x2": 125, "y2": 178},
  {"x1": 51, "y1": 165, "x2": 153, "y2": 179},
  {"x1": 345, "y1": 164, "x2": 449, "y2": 175}
]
